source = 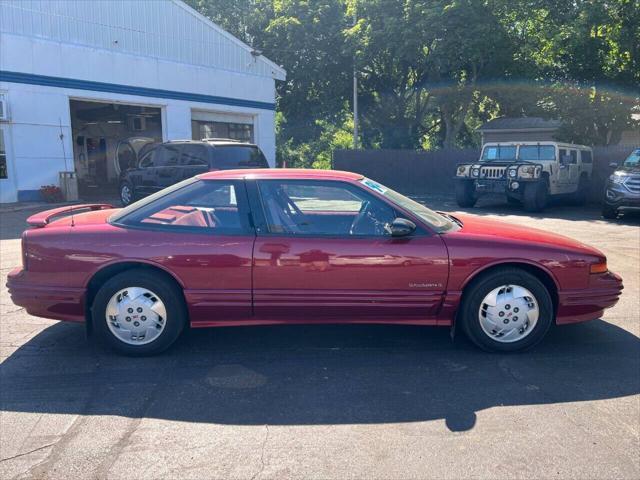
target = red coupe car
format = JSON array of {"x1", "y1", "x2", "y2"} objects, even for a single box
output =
[{"x1": 7, "y1": 169, "x2": 623, "y2": 355}]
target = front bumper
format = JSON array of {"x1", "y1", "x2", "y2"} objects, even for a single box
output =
[
  {"x1": 6, "y1": 267, "x2": 86, "y2": 322},
  {"x1": 603, "y1": 182, "x2": 640, "y2": 208},
  {"x1": 556, "y1": 271, "x2": 624, "y2": 324}
]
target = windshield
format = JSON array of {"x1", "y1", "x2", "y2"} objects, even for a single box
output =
[
  {"x1": 214, "y1": 145, "x2": 268, "y2": 169},
  {"x1": 359, "y1": 178, "x2": 458, "y2": 232},
  {"x1": 481, "y1": 145, "x2": 517, "y2": 162},
  {"x1": 518, "y1": 145, "x2": 556, "y2": 161},
  {"x1": 623, "y1": 149, "x2": 640, "y2": 167}
]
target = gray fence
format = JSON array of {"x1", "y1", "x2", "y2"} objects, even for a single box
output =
[{"x1": 333, "y1": 145, "x2": 638, "y2": 201}]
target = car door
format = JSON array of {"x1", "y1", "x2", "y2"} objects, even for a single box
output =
[
  {"x1": 180, "y1": 144, "x2": 211, "y2": 181},
  {"x1": 134, "y1": 147, "x2": 159, "y2": 196},
  {"x1": 248, "y1": 179, "x2": 449, "y2": 322},
  {"x1": 155, "y1": 144, "x2": 182, "y2": 190},
  {"x1": 557, "y1": 148, "x2": 572, "y2": 193},
  {"x1": 117, "y1": 178, "x2": 255, "y2": 323},
  {"x1": 567, "y1": 149, "x2": 581, "y2": 190}
]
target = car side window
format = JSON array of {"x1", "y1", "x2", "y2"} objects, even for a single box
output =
[
  {"x1": 155, "y1": 145, "x2": 180, "y2": 167},
  {"x1": 180, "y1": 145, "x2": 209, "y2": 166},
  {"x1": 139, "y1": 149, "x2": 156, "y2": 168},
  {"x1": 118, "y1": 180, "x2": 250, "y2": 234},
  {"x1": 569, "y1": 150, "x2": 578, "y2": 164},
  {"x1": 581, "y1": 150, "x2": 592, "y2": 163},
  {"x1": 256, "y1": 180, "x2": 396, "y2": 236}
]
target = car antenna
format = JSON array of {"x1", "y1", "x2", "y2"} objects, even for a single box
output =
[{"x1": 59, "y1": 118, "x2": 74, "y2": 227}]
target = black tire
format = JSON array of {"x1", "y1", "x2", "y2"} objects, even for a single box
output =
[
  {"x1": 571, "y1": 175, "x2": 589, "y2": 205},
  {"x1": 119, "y1": 181, "x2": 135, "y2": 207},
  {"x1": 455, "y1": 180, "x2": 477, "y2": 208},
  {"x1": 523, "y1": 180, "x2": 548, "y2": 212},
  {"x1": 92, "y1": 269, "x2": 187, "y2": 356},
  {"x1": 459, "y1": 267, "x2": 554, "y2": 352},
  {"x1": 601, "y1": 204, "x2": 618, "y2": 219}
]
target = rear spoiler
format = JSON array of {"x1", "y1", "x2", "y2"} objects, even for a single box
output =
[{"x1": 26, "y1": 204, "x2": 114, "y2": 227}]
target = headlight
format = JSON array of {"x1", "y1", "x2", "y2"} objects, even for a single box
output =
[
  {"x1": 508, "y1": 168, "x2": 517, "y2": 178},
  {"x1": 610, "y1": 172, "x2": 626, "y2": 184},
  {"x1": 516, "y1": 165, "x2": 541, "y2": 179},
  {"x1": 471, "y1": 167, "x2": 480, "y2": 177}
]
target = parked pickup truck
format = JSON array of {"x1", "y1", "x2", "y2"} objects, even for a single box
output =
[{"x1": 455, "y1": 142, "x2": 593, "y2": 212}]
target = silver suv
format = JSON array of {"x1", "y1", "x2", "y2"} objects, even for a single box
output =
[{"x1": 602, "y1": 149, "x2": 640, "y2": 219}]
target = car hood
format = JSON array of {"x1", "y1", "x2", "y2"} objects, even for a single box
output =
[{"x1": 445, "y1": 213, "x2": 604, "y2": 257}]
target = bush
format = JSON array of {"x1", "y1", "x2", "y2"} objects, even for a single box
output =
[{"x1": 40, "y1": 185, "x2": 64, "y2": 203}]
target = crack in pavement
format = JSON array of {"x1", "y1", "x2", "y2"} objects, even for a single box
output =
[
  {"x1": 251, "y1": 424, "x2": 270, "y2": 480},
  {"x1": 0, "y1": 442, "x2": 57, "y2": 463}
]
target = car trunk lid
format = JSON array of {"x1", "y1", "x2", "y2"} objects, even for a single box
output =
[{"x1": 26, "y1": 204, "x2": 116, "y2": 228}]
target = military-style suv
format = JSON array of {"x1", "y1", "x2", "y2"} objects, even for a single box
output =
[
  {"x1": 454, "y1": 142, "x2": 593, "y2": 212},
  {"x1": 119, "y1": 139, "x2": 268, "y2": 206},
  {"x1": 602, "y1": 148, "x2": 640, "y2": 219}
]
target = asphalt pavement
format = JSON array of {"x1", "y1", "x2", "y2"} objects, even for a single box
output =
[{"x1": 1, "y1": 197, "x2": 638, "y2": 480}]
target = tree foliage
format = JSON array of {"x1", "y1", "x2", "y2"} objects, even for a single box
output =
[{"x1": 186, "y1": 0, "x2": 640, "y2": 166}]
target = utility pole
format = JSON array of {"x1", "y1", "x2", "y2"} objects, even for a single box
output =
[
  {"x1": 352, "y1": 6, "x2": 358, "y2": 149},
  {"x1": 353, "y1": 65, "x2": 358, "y2": 149}
]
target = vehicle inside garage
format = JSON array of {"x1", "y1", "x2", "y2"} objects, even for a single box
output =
[{"x1": 70, "y1": 100, "x2": 162, "y2": 198}]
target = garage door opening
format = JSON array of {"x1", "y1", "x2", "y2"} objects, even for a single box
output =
[{"x1": 70, "y1": 100, "x2": 162, "y2": 198}]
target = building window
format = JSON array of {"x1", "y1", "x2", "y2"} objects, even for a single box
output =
[
  {"x1": 192, "y1": 120, "x2": 253, "y2": 143},
  {"x1": 0, "y1": 130, "x2": 7, "y2": 179}
]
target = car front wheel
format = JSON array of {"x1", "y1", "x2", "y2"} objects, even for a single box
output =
[
  {"x1": 523, "y1": 180, "x2": 548, "y2": 212},
  {"x1": 602, "y1": 204, "x2": 618, "y2": 219},
  {"x1": 455, "y1": 180, "x2": 477, "y2": 208},
  {"x1": 459, "y1": 267, "x2": 553, "y2": 352},
  {"x1": 119, "y1": 181, "x2": 135, "y2": 206},
  {"x1": 92, "y1": 269, "x2": 187, "y2": 356}
]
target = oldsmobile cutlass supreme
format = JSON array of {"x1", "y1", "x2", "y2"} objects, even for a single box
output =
[{"x1": 7, "y1": 169, "x2": 623, "y2": 355}]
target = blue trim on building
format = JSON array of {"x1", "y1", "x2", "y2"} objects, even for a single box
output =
[
  {"x1": 0, "y1": 70, "x2": 276, "y2": 111},
  {"x1": 17, "y1": 190, "x2": 43, "y2": 202}
]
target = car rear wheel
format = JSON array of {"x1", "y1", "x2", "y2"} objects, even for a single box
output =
[
  {"x1": 455, "y1": 180, "x2": 477, "y2": 208},
  {"x1": 459, "y1": 267, "x2": 553, "y2": 352},
  {"x1": 571, "y1": 176, "x2": 589, "y2": 205},
  {"x1": 92, "y1": 269, "x2": 187, "y2": 356},
  {"x1": 119, "y1": 181, "x2": 135, "y2": 206}
]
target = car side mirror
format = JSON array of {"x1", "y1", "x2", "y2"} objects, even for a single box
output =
[
  {"x1": 386, "y1": 218, "x2": 416, "y2": 237},
  {"x1": 609, "y1": 162, "x2": 618, "y2": 169}
]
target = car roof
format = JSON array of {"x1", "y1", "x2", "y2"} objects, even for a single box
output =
[
  {"x1": 198, "y1": 168, "x2": 364, "y2": 181},
  {"x1": 483, "y1": 141, "x2": 592, "y2": 149},
  {"x1": 164, "y1": 139, "x2": 260, "y2": 148}
]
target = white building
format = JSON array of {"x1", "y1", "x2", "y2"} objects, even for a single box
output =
[{"x1": 0, "y1": 0, "x2": 285, "y2": 203}]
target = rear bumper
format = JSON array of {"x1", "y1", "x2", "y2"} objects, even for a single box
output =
[
  {"x1": 6, "y1": 267, "x2": 86, "y2": 322},
  {"x1": 556, "y1": 271, "x2": 623, "y2": 324}
]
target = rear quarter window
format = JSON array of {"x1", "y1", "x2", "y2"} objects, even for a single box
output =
[{"x1": 212, "y1": 146, "x2": 268, "y2": 169}]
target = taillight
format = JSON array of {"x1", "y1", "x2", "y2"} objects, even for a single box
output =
[
  {"x1": 21, "y1": 232, "x2": 28, "y2": 270},
  {"x1": 590, "y1": 260, "x2": 608, "y2": 274}
]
